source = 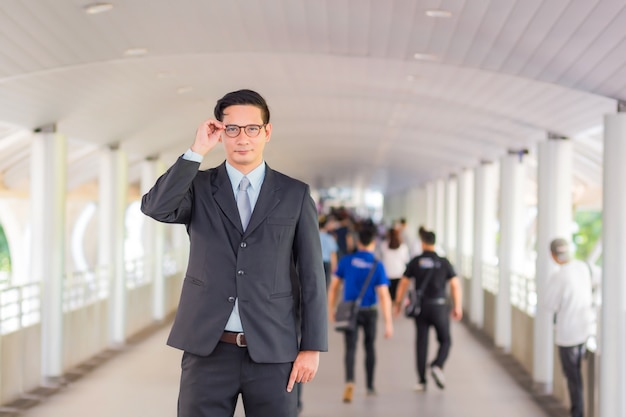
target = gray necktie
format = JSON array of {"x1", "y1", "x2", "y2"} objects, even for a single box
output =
[{"x1": 237, "y1": 177, "x2": 252, "y2": 231}]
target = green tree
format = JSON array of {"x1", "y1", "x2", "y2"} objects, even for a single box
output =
[
  {"x1": 573, "y1": 210, "x2": 602, "y2": 261},
  {"x1": 0, "y1": 224, "x2": 11, "y2": 278}
]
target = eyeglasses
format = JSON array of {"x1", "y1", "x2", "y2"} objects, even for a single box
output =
[{"x1": 223, "y1": 124, "x2": 266, "y2": 138}]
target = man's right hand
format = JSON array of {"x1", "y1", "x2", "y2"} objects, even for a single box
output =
[{"x1": 190, "y1": 119, "x2": 224, "y2": 156}]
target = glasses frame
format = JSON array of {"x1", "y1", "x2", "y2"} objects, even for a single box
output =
[{"x1": 223, "y1": 124, "x2": 267, "y2": 138}]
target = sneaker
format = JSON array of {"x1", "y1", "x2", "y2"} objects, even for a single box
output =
[
  {"x1": 430, "y1": 366, "x2": 445, "y2": 389},
  {"x1": 342, "y1": 383, "x2": 354, "y2": 403},
  {"x1": 414, "y1": 383, "x2": 426, "y2": 392}
]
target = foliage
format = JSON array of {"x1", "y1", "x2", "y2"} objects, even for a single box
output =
[
  {"x1": 0, "y1": 224, "x2": 11, "y2": 272},
  {"x1": 573, "y1": 210, "x2": 602, "y2": 261}
]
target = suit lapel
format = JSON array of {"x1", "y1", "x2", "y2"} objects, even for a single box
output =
[
  {"x1": 212, "y1": 163, "x2": 244, "y2": 234},
  {"x1": 212, "y1": 163, "x2": 282, "y2": 236},
  {"x1": 245, "y1": 165, "x2": 281, "y2": 235}
]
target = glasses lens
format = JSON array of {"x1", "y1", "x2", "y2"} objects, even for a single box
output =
[
  {"x1": 224, "y1": 125, "x2": 240, "y2": 137},
  {"x1": 244, "y1": 125, "x2": 262, "y2": 137}
]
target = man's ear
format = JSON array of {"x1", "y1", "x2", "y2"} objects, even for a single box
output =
[{"x1": 264, "y1": 123, "x2": 272, "y2": 142}]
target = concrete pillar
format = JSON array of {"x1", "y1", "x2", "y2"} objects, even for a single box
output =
[
  {"x1": 456, "y1": 169, "x2": 474, "y2": 279},
  {"x1": 31, "y1": 124, "x2": 66, "y2": 380},
  {"x1": 533, "y1": 134, "x2": 572, "y2": 393},
  {"x1": 444, "y1": 176, "x2": 458, "y2": 262},
  {"x1": 98, "y1": 146, "x2": 129, "y2": 346},
  {"x1": 141, "y1": 158, "x2": 166, "y2": 321},
  {"x1": 425, "y1": 182, "x2": 436, "y2": 230},
  {"x1": 434, "y1": 179, "x2": 445, "y2": 241},
  {"x1": 471, "y1": 162, "x2": 496, "y2": 329},
  {"x1": 496, "y1": 152, "x2": 526, "y2": 352},
  {"x1": 600, "y1": 112, "x2": 626, "y2": 417}
]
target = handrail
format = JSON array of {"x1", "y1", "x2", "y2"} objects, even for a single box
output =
[
  {"x1": 0, "y1": 282, "x2": 41, "y2": 335},
  {"x1": 0, "y1": 249, "x2": 187, "y2": 334}
]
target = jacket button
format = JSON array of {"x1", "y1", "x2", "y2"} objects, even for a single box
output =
[
  {"x1": 237, "y1": 270, "x2": 244, "y2": 276},
  {"x1": 240, "y1": 242, "x2": 247, "y2": 248},
  {"x1": 228, "y1": 297, "x2": 235, "y2": 303}
]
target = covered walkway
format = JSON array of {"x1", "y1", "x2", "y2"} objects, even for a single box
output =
[
  {"x1": 15, "y1": 316, "x2": 558, "y2": 417},
  {"x1": 2, "y1": 1, "x2": 625, "y2": 416}
]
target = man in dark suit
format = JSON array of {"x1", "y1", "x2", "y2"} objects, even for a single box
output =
[{"x1": 141, "y1": 89, "x2": 328, "y2": 417}]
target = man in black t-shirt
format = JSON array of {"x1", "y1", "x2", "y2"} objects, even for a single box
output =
[{"x1": 394, "y1": 230, "x2": 462, "y2": 391}]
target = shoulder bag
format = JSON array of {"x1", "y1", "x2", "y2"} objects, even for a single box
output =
[
  {"x1": 404, "y1": 271, "x2": 434, "y2": 318},
  {"x1": 334, "y1": 261, "x2": 378, "y2": 332}
]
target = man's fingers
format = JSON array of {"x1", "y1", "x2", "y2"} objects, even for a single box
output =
[{"x1": 286, "y1": 370, "x2": 297, "y2": 392}]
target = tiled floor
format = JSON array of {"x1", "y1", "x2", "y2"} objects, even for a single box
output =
[{"x1": 19, "y1": 315, "x2": 554, "y2": 417}]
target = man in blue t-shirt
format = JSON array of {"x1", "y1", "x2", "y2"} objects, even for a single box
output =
[
  {"x1": 394, "y1": 230, "x2": 462, "y2": 392},
  {"x1": 328, "y1": 220, "x2": 393, "y2": 403}
]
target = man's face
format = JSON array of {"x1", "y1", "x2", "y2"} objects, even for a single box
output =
[{"x1": 221, "y1": 104, "x2": 271, "y2": 174}]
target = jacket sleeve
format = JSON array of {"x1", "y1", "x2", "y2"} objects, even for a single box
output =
[
  {"x1": 140, "y1": 157, "x2": 200, "y2": 224},
  {"x1": 294, "y1": 185, "x2": 329, "y2": 352}
]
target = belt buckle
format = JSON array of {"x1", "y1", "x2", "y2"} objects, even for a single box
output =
[{"x1": 236, "y1": 333, "x2": 247, "y2": 347}]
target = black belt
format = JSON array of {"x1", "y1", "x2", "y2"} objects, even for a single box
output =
[
  {"x1": 423, "y1": 297, "x2": 447, "y2": 305},
  {"x1": 220, "y1": 331, "x2": 247, "y2": 347}
]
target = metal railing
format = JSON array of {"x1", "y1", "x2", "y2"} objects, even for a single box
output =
[
  {"x1": 0, "y1": 250, "x2": 187, "y2": 335},
  {"x1": 482, "y1": 262, "x2": 499, "y2": 294},
  {"x1": 63, "y1": 266, "x2": 109, "y2": 312},
  {"x1": 0, "y1": 282, "x2": 41, "y2": 335},
  {"x1": 510, "y1": 270, "x2": 536, "y2": 316}
]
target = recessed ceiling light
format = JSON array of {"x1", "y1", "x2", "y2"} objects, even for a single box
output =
[
  {"x1": 413, "y1": 53, "x2": 439, "y2": 61},
  {"x1": 124, "y1": 47, "x2": 148, "y2": 57},
  {"x1": 156, "y1": 71, "x2": 175, "y2": 79},
  {"x1": 425, "y1": 9, "x2": 452, "y2": 18},
  {"x1": 177, "y1": 86, "x2": 193, "y2": 94},
  {"x1": 84, "y1": 3, "x2": 114, "y2": 15}
]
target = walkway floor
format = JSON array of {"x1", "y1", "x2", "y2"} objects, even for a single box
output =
[{"x1": 18, "y1": 315, "x2": 556, "y2": 417}]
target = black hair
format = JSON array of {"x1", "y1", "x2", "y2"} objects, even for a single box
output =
[
  {"x1": 387, "y1": 227, "x2": 401, "y2": 250},
  {"x1": 214, "y1": 89, "x2": 270, "y2": 124},
  {"x1": 357, "y1": 220, "x2": 377, "y2": 246},
  {"x1": 319, "y1": 216, "x2": 328, "y2": 229},
  {"x1": 422, "y1": 230, "x2": 436, "y2": 245}
]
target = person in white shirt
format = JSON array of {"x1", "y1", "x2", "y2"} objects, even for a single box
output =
[
  {"x1": 380, "y1": 227, "x2": 410, "y2": 302},
  {"x1": 544, "y1": 238, "x2": 593, "y2": 417}
]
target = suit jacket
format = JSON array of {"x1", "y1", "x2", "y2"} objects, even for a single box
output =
[{"x1": 141, "y1": 157, "x2": 328, "y2": 363}]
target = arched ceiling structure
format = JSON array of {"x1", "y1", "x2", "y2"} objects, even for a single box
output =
[{"x1": 0, "y1": 0, "x2": 622, "y2": 204}]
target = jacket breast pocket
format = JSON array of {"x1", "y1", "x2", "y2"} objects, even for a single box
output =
[{"x1": 267, "y1": 217, "x2": 297, "y2": 226}]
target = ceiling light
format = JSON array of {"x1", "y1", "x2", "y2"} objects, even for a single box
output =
[
  {"x1": 156, "y1": 71, "x2": 175, "y2": 79},
  {"x1": 124, "y1": 47, "x2": 148, "y2": 57},
  {"x1": 177, "y1": 86, "x2": 193, "y2": 94},
  {"x1": 84, "y1": 3, "x2": 114, "y2": 15},
  {"x1": 413, "y1": 53, "x2": 439, "y2": 61},
  {"x1": 425, "y1": 9, "x2": 452, "y2": 18}
]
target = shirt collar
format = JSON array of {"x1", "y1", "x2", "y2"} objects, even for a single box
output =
[{"x1": 225, "y1": 161, "x2": 266, "y2": 193}]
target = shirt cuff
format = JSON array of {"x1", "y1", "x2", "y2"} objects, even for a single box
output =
[{"x1": 182, "y1": 148, "x2": 203, "y2": 163}]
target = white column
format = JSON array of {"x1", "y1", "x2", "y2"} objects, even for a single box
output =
[
  {"x1": 434, "y1": 179, "x2": 445, "y2": 240},
  {"x1": 456, "y1": 169, "x2": 474, "y2": 314},
  {"x1": 600, "y1": 112, "x2": 626, "y2": 417},
  {"x1": 99, "y1": 146, "x2": 129, "y2": 346},
  {"x1": 31, "y1": 125, "x2": 66, "y2": 380},
  {"x1": 471, "y1": 162, "x2": 496, "y2": 328},
  {"x1": 533, "y1": 135, "x2": 572, "y2": 393},
  {"x1": 425, "y1": 182, "x2": 436, "y2": 230},
  {"x1": 444, "y1": 176, "x2": 457, "y2": 262},
  {"x1": 141, "y1": 158, "x2": 166, "y2": 321},
  {"x1": 496, "y1": 153, "x2": 526, "y2": 352}
]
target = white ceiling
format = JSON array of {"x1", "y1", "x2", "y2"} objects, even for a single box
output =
[{"x1": 0, "y1": 0, "x2": 622, "y2": 201}]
